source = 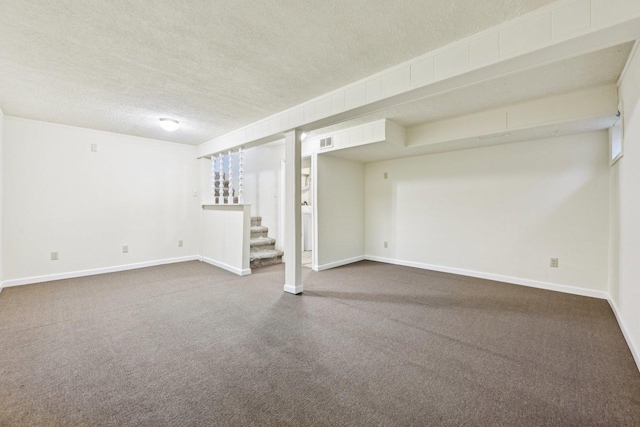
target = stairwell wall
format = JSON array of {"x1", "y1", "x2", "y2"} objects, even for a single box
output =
[
  {"x1": 201, "y1": 144, "x2": 284, "y2": 250},
  {"x1": 609, "y1": 44, "x2": 640, "y2": 369},
  {"x1": 365, "y1": 132, "x2": 610, "y2": 296},
  {"x1": 315, "y1": 154, "x2": 365, "y2": 270},
  {"x1": 243, "y1": 145, "x2": 284, "y2": 249},
  {"x1": 0, "y1": 108, "x2": 4, "y2": 288}
]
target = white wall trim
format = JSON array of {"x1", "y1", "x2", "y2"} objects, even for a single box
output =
[
  {"x1": 284, "y1": 284, "x2": 304, "y2": 294},
  {"x1": 201, "y1": 256, "x2": 251, "y2": 276},
  {"x1": 608, "y1": 298, "x2": 640, "y2": 372},
  {"x1": 312, "y1": 255, "x2": 366, "y2": 272},
  {"x1": 1, "y1": 256, "x2": 201, "y2": 288},
  {"x1": 0, "y1": 249, "x2": 636, "y2": 372},
  {"x1": 1, "y1": 254, "x2": 253, "y2": 289},
  {"x1": 364, "y1": 255, "x2": 609, "y2": 300}
]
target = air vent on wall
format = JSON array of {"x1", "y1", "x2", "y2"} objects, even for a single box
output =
[{"x1": 319, "y1": 137, "x2": 333, "y2": 149}]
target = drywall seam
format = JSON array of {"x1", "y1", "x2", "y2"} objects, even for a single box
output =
[
  {"x1": 201, "y1": 256, "x2": 251, "y2": 276},
  {"x1": 364, "y1": 255, "x2": 609, "y2": 299},
  {"x1": 1, "y1": 256, "x2": 201, "y2": 287},
  {"x1": 608, "y1": 298, "x2": 640, "y2": 373},
  {"x1": 312, "y1": 255, "x2": 366, "y2": 272}
]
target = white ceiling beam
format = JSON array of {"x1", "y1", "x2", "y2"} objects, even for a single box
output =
[
  {"x1": 197, "y1": 0, "x2": 640, "y2": 158},
  {"x1": 294, "y1": 84, "x2": 616, "y2": 163},
  {"x1": 407, "y1": 84, "x2": 618, "y2": 147},
  {"x1": 301, "y1": 119, "x2": 405, "y2": 158}
]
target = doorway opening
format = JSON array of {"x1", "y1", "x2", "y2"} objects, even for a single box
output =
[{"x1": 301, "y1": 156, "x2": 313, "y2": 267}]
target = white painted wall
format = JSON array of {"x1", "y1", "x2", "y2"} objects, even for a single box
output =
[
  {"x1": 201, "y1": 205, "x2": 250, "y2": 275},
  {"x1": 0, "y1": 108, "x2": 4, "y2": 286},
  {"x1": 611, "y1": 45, "x2": 640, "y2": 368},
  {"x1": 2, "y1": 118, "x2": 201, "y2": 284},
  {"x1": 244, "y1": 145, "x2": 284, "y2": 247},
  {"x1": 365, "y1": 132, "x2": 610, "y2": 295},
  {"x1": 315, "y1": 154, "x2": 365, "y2": 269}
]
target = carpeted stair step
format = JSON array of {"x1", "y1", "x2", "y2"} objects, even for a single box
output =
[
  {"x1": 250, "y1": 236, "x2": 276, "y2": 249},
  {"x1": 251, "y1": 225, "x2": 269, "y2": 238},
  {"x1": 248, "y1": 218, "x2": 283, "y2": 269},
  {"x1": 250, "y1": 248, "x2": 283, "y2": 268}
]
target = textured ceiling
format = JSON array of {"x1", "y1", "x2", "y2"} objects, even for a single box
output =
[
  {"x1": 308, "y1": 43, "x2": 633, "y2": 138},
  {"x1": 0, "y1": 0, "x2": 555, "y2": 144}
]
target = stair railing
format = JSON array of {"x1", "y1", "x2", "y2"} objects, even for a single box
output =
[
  {"x1": 210, "y1": 147, "x2": 245, "y2": 205},
  {"x1": 228, "y1": 150, "x2": 233, "y2": 204},
  {"x1": 219, "y1": 152, "x2": 224, "y2": 203},
  {"x1": 211, "y1": 156, "x2": 218, "y2": 204}
]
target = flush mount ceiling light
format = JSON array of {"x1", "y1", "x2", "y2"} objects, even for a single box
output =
[{"x1": 159, "y1": 118, "x2": 180, "y2": 132}]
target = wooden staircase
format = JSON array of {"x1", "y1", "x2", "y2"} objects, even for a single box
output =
[{"x1": 250, "y1": 217, "x2": 283, "y2": 268}]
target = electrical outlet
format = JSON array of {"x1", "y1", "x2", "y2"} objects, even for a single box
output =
[
  {"x1": 91, "y1": 143, "x2": 98, "y2": 152},
  {"x1": 550, "y1": 258, "x2": 558, "y2": 268},
  {"x1": 123, "y1": 245, "x2": 129, "y2": 254},
  {"x1": 51, "y1": 252, "x2": 59, "y2": 261},
  {"x1": 384, "y1": 172, "x2": 388, "y2": 179},
  {"x1": 178, "y1": 240, "x2": 183, "y2": 247},
  {"x1": 384, "y1": 241, "x2": 388, "y2": 249}
]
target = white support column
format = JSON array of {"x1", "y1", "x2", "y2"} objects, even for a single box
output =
[
  {"x1": 238, "y1": 147, "x2": 244, "y2": 204},
  {"x1": 284, "y1": 129, "x2": 303, "y2": 294}
]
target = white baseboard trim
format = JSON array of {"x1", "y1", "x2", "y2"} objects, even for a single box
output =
[
  {"x1": 608, "y1": 298, "x2": 640, "y2": 372},
  {"x1": 284, "y1": 284, "x2": 304, "y2": 294},
  {"x1": 364, "y1": 255, "x2": 609, "y2": 300},
  {"x1": 201, "y1": 257, "x2": 251, "y2": 276},
  {"x1": 1, "y1": 256, "x2": 202, "y2": 288},
  {"x1": 312, "y1": 255, "x2": 366, "y2": 272}
]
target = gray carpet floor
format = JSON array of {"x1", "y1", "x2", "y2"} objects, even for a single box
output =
[{"x1": 0, "y1": 260, "x2": 639, "y2": 426}]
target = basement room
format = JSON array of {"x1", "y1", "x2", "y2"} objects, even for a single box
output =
[{"x1": 1, "y1": 1, "x2": 639, "y2": 425}]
